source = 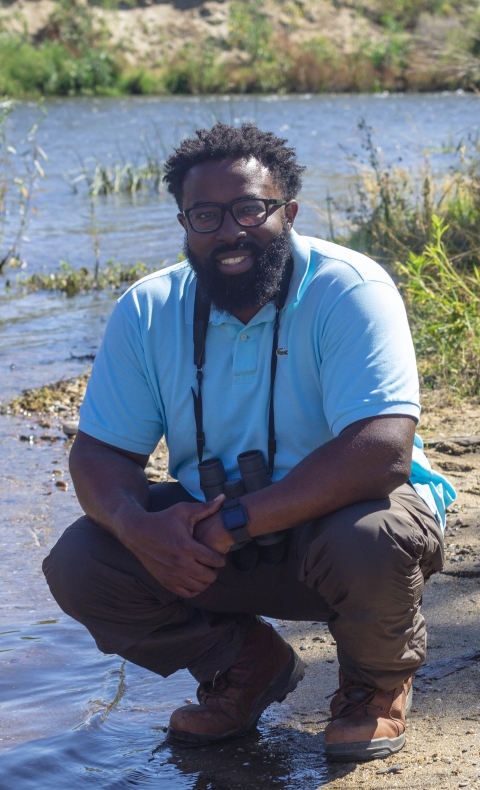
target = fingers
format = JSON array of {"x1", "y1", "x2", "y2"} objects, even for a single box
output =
[
  {"x1": 142, "y1": 556, "x2": 216, "y2": 597},
  {"x1": 191, "y1": 539, "x2": 227, "y2": 569},
  {"x1": 176, "y1": 587, "x2": 198, "y2": 599},
  {"x1": 172, "y1": 583, "x2": 206, "y2": 599},
  {"x1": 169, "y1": 573, "x2": 213, "y2": 598},
  {"x1": 188, "y1": 559, "x2": 219, "y2": 585},
  {"x1": 189, "y1": 495, "x2": 225, "y2": 526}
]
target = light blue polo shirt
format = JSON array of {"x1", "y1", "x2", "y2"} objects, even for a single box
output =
[{"x1": 79, "y1": 229, "x2": 455, "y2": 528}]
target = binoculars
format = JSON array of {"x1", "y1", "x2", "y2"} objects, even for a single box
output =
[{"x1": 198, "y1": 450, "x2": 286, "y2": 568}]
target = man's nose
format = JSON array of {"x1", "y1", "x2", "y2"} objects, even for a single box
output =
[{"x1": 215, "y1": 209, "x2": 247, "y2": 244}]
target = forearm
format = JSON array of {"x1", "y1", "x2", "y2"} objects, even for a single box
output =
[
  {"x1": 243, "y1": 418, "x2": 412, "y2": 538},
  {"x1": 194, "y1": 416, "x2": 415, "y2": 552},
  {"x1": 70, "y1": 432, "x2": 227, "y2": 597},
  {"x1": 69, "y1": 432, "x2": 150, "y2": 544}
]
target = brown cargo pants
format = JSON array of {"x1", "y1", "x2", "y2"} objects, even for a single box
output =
[{"x1": 42, "y1": 481, "x2": 443, "y2": 690}]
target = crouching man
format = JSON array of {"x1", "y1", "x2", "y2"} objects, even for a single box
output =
[{"x1": 43, "y1": 123, "x2": 455, "y2": 762}]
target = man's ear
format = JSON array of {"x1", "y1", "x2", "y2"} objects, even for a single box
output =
[
  {"x1": 177, "y1": 213, "x2": 187, "y2": 230},
  {"x1": 285, "y1": 200, "x2": 299, "y2": 228}
]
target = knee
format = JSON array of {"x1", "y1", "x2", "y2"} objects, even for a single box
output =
[
  {"x1": 43, "y1": 516, "x2": 115, "y2": 619},
  {"x1": 297, "y1": 499, "x2": 419, "y2": 600}
]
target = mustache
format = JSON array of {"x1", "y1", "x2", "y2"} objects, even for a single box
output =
[
  {"x1": 185, "y1": 225, "x2": 293, "y2": 315},
  {"x1": 208, "y1": 241, "x2": 264, "y2": 260}
]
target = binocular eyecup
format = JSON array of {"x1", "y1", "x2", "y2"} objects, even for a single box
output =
[
  {"x1": 198, "y1": 449, "x2": 287, "y2": 567},
  {"x1": 197, "y1": 457, "x2": 227, "y2": 502}
]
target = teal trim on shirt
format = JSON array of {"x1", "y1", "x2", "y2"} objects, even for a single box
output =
[{"x1": 79, "y1": 229, "x2": 456, "y2": 529}]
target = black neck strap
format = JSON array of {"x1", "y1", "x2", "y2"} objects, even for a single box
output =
[
  {"x1": 192, "y1": 282, "x2": 211, "y2": 464},
  {"x1": 192, "y1": 257, "x2": 293, "y2": 474}
]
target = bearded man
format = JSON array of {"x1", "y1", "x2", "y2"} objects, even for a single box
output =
[{"x1": 43, "y1": 123, "x2": 454, "y2": 763}]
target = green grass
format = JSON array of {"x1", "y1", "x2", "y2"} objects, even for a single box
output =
[{"x1": 395, "y1": 215, "x2": 480, "y2": 393}]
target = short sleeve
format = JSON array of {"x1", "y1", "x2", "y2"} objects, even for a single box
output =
[
  {"x1": 79, "y1": 300, "x2": 164, "y2": 454},
  {"x1": 319, "y1": 280, "x2": 420, "y2": 436}
]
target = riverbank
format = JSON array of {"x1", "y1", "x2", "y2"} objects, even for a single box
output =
[
  {"x1": 0, "y1": 0, "x2": 479, "y2": 96},
  {"x1": 1, "y1": 382, "x2": 480, "y2": 787}
]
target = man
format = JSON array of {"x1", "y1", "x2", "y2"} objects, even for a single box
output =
[{"x1": 43, "y1": 123, "x2": 455, "y2": 763}]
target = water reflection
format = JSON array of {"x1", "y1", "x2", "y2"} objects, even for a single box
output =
[
  {"x1": 0, "y1": 616, "x2": 330, "y2": 789},
  {"x1": 0, "y1": 653, "x2": 330, "y2": 789}
]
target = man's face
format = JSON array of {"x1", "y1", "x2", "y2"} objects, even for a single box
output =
[{"x1": 177, "y1": 157, "x2": 298, "y2": 315}]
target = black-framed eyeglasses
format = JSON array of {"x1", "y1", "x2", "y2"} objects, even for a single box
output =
[{"x1": 182, "y1": 198, "x2": 286, "y2": 233}]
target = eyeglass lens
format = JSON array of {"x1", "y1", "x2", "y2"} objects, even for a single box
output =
[{"x1": 189, "y1": 199, "x2": 268, "y2": 232}]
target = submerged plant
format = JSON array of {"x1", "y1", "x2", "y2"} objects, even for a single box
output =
[
  {"x1": 66, "y1": 124, "x2": 168, "y2": 199},
  {"x1": 68, "y1": 149, "x2": 165, "y2": 196},
  {"x1": 18, "y1": 259, "x2": 158, "y2": 297}
]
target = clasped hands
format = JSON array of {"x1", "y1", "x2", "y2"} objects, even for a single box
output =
[{"x1": 125, "y1": 495, "x2": 236, "y2": 599}]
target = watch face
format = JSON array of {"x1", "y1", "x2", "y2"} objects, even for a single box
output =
[{"x1": 223, "y1": 505, "x2": 247, "y2": 530}]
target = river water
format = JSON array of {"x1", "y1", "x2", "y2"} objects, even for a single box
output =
[{"x1": 0, "y1": 93, "x2": 478, "y2": 789}]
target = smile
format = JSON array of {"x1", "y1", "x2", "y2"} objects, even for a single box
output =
[
  {"x1": 220, "y1": 255, "x2": 250, "y2": 266},
  {"x1": 214, "y1": 250, "x2": 256, "y2": 275}
]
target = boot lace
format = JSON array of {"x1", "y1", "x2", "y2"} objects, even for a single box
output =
[
  {"x1": 323, "y1": 680, "x2": 383, "y2": 723},
  {"x1": 198, "y1": 658, "x2": 250, "y2": 704}
]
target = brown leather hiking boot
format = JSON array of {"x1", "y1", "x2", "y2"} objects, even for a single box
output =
[
  {"x1": 324, "y1": 670, "x2": 413, "y2": 762},
  {"x1": 167, "y1": 619, "x2": 305, "y2": 747}
]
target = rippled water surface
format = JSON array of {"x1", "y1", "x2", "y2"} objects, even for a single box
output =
[
  {"x1": 1, "y1": 92, "x2": 479, "y2": 401},
  {"x1": 0, "y1": 93, "x2": 479, "y2": 788}
]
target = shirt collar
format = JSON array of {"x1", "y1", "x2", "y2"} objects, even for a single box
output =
[{"x1": 185, "y1": 228, "x2": 311, "y2": 327}]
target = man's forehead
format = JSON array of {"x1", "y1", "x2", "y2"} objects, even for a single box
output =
[
  {"x1": 188, "y1": 156, "x2": 269, "y2": 180},
  {"x1": 182, "y1": 156, "x2": 278, "y2": 205}
]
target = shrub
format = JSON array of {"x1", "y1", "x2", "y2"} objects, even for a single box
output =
[
  {"x1": 161, "y1": 43, "x2": 229, "y2": 95},
  {"x1": 0, "y1": 35, "x2": 120, "y2": 96}
]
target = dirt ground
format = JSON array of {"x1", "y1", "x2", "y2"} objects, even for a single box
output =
[
  {"x1": 7, "y1": 384, "x2": 480, "y2": 788},
  {"x1": 0, "y1": 0, "x2": 467, "y2": 84},
  {"x1": 0, "y1": 0, "x2": 388, "y2": 65}
]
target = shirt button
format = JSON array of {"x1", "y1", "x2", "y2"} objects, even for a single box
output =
[{"x1": 240, "y1": 333, "x2": 248, "y2": 341}]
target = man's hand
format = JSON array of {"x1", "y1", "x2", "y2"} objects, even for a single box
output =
[
  {"x1": 124, "y1": 498, "x2": 227, "y2": 599},
  {"x1": 193, "y1": 504, "x2": 235, "y2": 555}
]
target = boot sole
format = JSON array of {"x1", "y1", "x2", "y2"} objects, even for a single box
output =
[
  {"x1": 166, "y1": 646, "x2": 305, "y2": 748},
  {"x1": 325, "y1": 684, "x2": 413, "y2": 763}
]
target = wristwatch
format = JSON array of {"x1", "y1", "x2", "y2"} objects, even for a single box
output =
[{"x1": 220, "y1": 498, "x2": 251, "y2": 545}]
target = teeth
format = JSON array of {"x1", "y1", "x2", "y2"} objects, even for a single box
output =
[{"x1": 221, "y1": 255, "x2": 249, "y2": 265}]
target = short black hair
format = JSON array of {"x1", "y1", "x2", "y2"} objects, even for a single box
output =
[{"x1": 163, "y1": 122, "x2": 305, "y2": 209}]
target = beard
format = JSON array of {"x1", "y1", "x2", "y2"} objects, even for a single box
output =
[{"x1": 184, "y1": 225, "x2": 293, "y2": 315}]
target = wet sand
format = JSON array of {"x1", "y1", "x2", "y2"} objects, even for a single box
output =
[{"x1": 1, "y1": 389, "x2": 480, "y2": 789}]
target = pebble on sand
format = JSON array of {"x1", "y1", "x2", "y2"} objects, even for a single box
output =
[{"x1": 62, "y1": 421, "x2": 79, "y2": 436}]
